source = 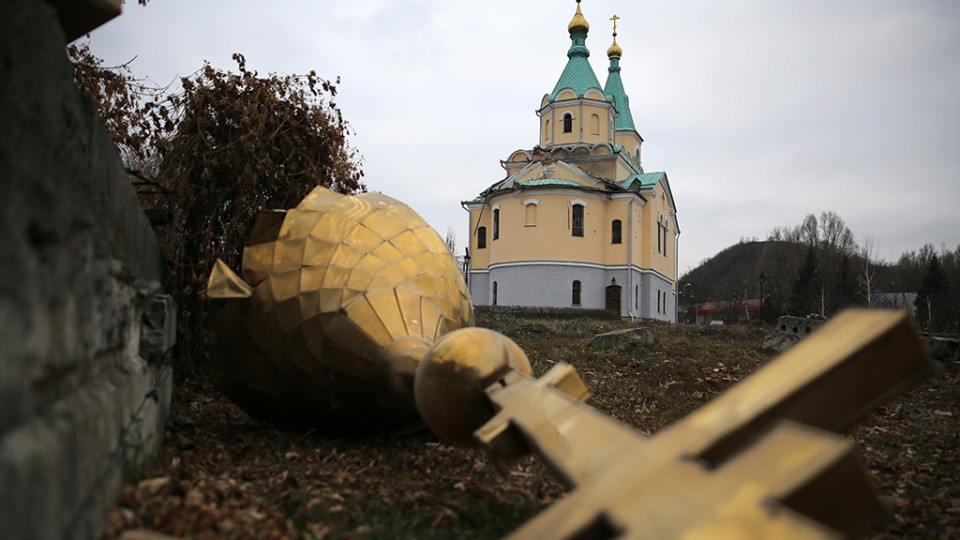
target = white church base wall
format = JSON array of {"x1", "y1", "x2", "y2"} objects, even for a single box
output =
[
  {"x1": 638, "y1": 271, "x2": 676, "y2": 322},
  {"x1": 485, "y1": 263, "x2": 607, "y2": 309},
  {"x1": 469, "y1": 262, "x2": 675, "y2": 322},
  {"x1": 467, "y1": 271, "x2": 489, "y2": 307}
]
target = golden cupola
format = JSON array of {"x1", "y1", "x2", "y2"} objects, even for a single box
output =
[
  {"x1": 607, "y1": 35, "x2": 622, "y2": 59},
  {"x1": 568, "y1": 0, "x2": 589, "y2": 35}
]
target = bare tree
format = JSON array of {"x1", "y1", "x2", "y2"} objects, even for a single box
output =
[
  {"x1": 915, "y1": 253, "x2": 951, "y2": 333},
  {"x1": 70, "y1": 49, "x2": 366, "y2": 374},
  {"x1": 758, "y1": 237, "x2": 803, "y2": 319},
  {"x1": 444, "y1": 227, "x2": 456, "y2": 256},
  {"x1": 790, "y1": 246, "x2": 821, "y2": 316},
  {"x1": 799, "y1": 214, "x2": 819, "y2": 248},
  {"x1": 67, "y1": 42, "x2": 165, "y2": 164},
  {"x1": 818, "y1": 210, "x2": 856, "y2": 257},
  {"x1": 858, "y1": 235, "x2": 879, "y2": 307},
  {"x1": 768, "y1": 225, "x2": 794, "y2": 243},
  {"x1": 819, "y1": 284, "x2": 829, "y2": 317}
]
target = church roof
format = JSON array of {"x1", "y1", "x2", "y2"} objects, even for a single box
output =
[
  {"x1": 620, "y1": 172, "x2": 665, "y2": 190},
  {"x1": 523, "y1": 178, "x2": 584, "y2": 188},
  {"x1": 620, "y1": 171, "x2": 679, "y2": 221},
  {"x1": 466, "y1": 159, "x2": 655, "y2": 204},
  {"x1": 466, "y1": 159, "x2": 611, "y2": 202},
  {"x1": 604, "y1": 57, "x2": 637, "y2": 131},
  {"x1": 550, "y1": 50, "x2": 603, "y2": 100},
  {"x1": 463, "y1": 167, "x2": 677, "y2": 231},
  {"x1": 604, "y1": 17, "x2": 637, "y2": 132}
]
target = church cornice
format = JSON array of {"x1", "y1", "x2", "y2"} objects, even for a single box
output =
[
  {"x1": 537, "y1": 96, "x2": 613, "y2": 116},
  {"x1": 556, "y1": 153, "x2": 617, "y2": 164},
  {"x1": 539, "y1": 142, "x2": 617, "y2": 156},
  {"x1": 614, "y1": 128, "x2": 644, "y2": 142},
  {"x1": 485, "y1": 187, "x2": 612, "y2": 206}
]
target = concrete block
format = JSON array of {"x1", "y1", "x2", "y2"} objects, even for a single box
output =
[
  {"x1": 591, "y1": 327, "x2": 655, "y2": 349},
  {"x1": 763, "y1": 316, "x2": 826, "y2": 352}
]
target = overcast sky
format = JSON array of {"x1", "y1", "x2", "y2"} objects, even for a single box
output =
[{"x1": 85, "y1": 0, "x2": 960, "y2": 274}]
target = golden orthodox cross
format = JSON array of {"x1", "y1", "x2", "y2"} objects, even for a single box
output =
[{"x1": 610, "y1": 13, "x2": 620, "y2": 36}]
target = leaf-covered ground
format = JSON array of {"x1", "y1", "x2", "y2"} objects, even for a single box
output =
[{"x1": 107, "y1": 315, "x2": 959, "y2": 539}]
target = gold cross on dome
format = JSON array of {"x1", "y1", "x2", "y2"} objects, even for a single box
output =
[{"x1": 610, "y1": 14, "x2": 620, "y2": 36}]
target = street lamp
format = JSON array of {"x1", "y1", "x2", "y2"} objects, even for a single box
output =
[
  {"x1": 682, "y1": 283, "x2": 694, "y2": 324},
  {"x1": 758, "y1": 272, "x2": 765, "y2": 324}
]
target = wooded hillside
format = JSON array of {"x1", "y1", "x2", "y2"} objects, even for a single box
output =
[{"x1": 679, "y1": 211, "x2": 958, "y2": 333}]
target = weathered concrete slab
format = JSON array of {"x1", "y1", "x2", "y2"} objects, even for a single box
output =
[
  {"x1": 923, "y1": 335, "x2": 958, "y2": 363},
  {"x1": 591, "y1": 327, "x2": 655, "y2": 348}
]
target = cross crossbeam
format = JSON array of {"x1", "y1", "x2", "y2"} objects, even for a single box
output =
[{"x1": 475, "y1": 310, "x2": 932, "y2": 539}]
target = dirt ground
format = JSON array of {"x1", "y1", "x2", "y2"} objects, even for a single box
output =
[{"x1": 106, "y1": 316, "x2": 959, "y2": 539}]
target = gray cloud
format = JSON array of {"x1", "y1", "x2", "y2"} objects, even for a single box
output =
[{"x1": 89, "y1": 0, "x2": 960, "y2": 272}]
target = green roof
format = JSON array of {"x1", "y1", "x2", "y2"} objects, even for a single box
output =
[
  {"x1": 549, "y1": 33, "x2": 603, "y2": 100},
  {"x1": 620, "y1": 172, "x2": 665, "y2": 190},
  {"x1": 604, "y1": 57, "x2": 637, "y2": 131},
  {"x1": 522, "y1": 178, "x2": 584, "y2": 187}
]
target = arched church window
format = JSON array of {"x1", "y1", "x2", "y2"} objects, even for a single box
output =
[
  {"x1": 572, "y1": 204, "x2": 584, "y2": 237},
  {"x1": 492, "y1": 281, "x2": 498, "y2": 305},
  {"x1": 657, "y1": 220, "x2": 662, "y2": 253},
  {"x1": 663, "y1": 219, "x2": 669, "y2": 257},
  {"x1": 611, "y1": 219, "x2": 622, "y2": 244},
  {"x1": 572, "y1": 280, "x2": 581, "y2": 306},
  {"x1": 525, "y1": 202, "x2": 537, "y2": 226},
  {"x1": 493, "y1": 208, "x2": 500, "y2": 240},
  {"x1": 590, "y1": 113, "x2": 600, "y2": 135},
  {"x1": 544, "y1": 119, "x2": 550, "y2": 141},
  {"x1": 477, "y1": 226, "x2": 487, "y2": 249},
  {"x1": 562, "y1": 113, "x2": 573, "y2": 133}
]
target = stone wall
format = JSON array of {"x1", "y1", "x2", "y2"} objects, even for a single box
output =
[{"x1": 0, "y1": 1, "x2": 175, "y2": 539}]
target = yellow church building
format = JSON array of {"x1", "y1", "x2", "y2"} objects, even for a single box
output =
[{"x1": 463, "y1": 1, "x2": 679, "y2": 321}]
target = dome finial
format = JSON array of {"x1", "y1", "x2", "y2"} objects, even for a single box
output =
[
  {"x1": 607, "y1": 14, "x2": 622, "y2": 59},
  {"x1": 568, "y1": 0, "x2": 590, "y2": 35}
]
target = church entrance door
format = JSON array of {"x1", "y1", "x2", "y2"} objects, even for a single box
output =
[{"x1": 605, "y1": 285, "x2": 622, "y2": 314}]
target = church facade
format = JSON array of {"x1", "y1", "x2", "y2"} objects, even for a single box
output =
[{"x1": 463, "y1": 1, "x2": 679, "y2": 321}]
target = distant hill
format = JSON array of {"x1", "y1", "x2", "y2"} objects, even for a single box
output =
[
  {"x1": 680, "y1": 239, "x2": 899, "y2": 320},
  {"x1": 679, "y1": 241, "x2": 775, "y2": 303}
]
